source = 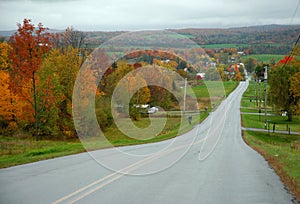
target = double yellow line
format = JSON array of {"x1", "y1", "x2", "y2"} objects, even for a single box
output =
[{"x1": 52, "y1": 137, "x2": 205, "y2": 204}]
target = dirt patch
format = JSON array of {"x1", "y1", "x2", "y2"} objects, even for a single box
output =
[{"x1": 242, "y1": 131, "x2": 300, "y2": 203}]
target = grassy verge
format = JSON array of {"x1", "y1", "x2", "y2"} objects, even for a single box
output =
[
  {"x1": 243, "y1": 131, "x2": 300, "y2": 202},
  {"x1": 0, "y1": 137, "x2": 85, "y2": 168},
  {"x1": 0, "y1": 113, "x2": 207, "y2": 168},
  {"x1": 0, "y1": 81, "x2": 236, "y2": 168},
  {"x1": 242, "y1": 114, "x2": 300, "y2": 132}
]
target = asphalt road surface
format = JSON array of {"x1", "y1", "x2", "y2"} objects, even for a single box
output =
[{"x1": 0, "y1": 81, "x2": 297, "y2": 204}]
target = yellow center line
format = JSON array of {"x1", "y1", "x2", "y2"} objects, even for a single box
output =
[{"x1": 52, "y1": 137, "x2": 205, "y2": 204}]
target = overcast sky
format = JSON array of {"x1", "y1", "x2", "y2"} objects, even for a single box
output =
[{"x1": 0, "y1": 0, "x2": 299, "y2": 31}]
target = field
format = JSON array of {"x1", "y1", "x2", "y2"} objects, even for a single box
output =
[
  {"x1": 242, "y1": 54, "x2": 284, "y2": 63},
  {"x1": 192, "y1": 80, "x2": 238, "y2": 98},
  {"x1": 201, "y1": 44, "x2": 248, "y2": 49},
  {"x1": 191, "y1": 80, "x2": 239, "y2": 110}
]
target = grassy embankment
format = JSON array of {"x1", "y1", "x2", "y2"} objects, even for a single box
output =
[
  {"x1": 0, "y1": 81, "x2": 238, "y2": 168},
  {"x1": 241, "y1": 81, "x2": 300, "y2": 201}
]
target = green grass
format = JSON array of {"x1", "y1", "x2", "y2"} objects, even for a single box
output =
[
  {"x1": 242, "y1": 114, "x2": 300, "y2": 132},
  {"x1": 192, "y1": 81, "x2": 238, "y2": 98},
  {"x1": 0, "y1": 112, "x2": 208, "y2": 168},
  {"x1": 241, "y1": 80, "x2": 300, "y2": 132},
  {"x1": 240, "y1": 81, "x2": 274, "y2": 113},
  {"x1": 93, "y1": 112, "x2": 208, "y2": 148},
  {"x1": 0, "y1": 137, "x2": 85, "y2": 168},
  {"x1": 201, "y1": 44, "x2": 249, "y2": 49},
  {"x1": 191, "y1": 80, "x2": 239, "y2": 110},
  {"x1": 242, "y1": 54, "x2": 284, "y2": 63},
  {"x1": 243, "y1": 131, "x2": 300, "y2": 199}
]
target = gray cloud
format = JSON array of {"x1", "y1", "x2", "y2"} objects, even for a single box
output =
[{"x1": 0, "y1": 0, "x2": 299, "y2": 30}]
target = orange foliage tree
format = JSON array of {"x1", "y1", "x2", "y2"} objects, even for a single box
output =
[
  {"x1": 0, "y1": 70, "x2": 23, "y2": 129},
  {"x1": 0, "y1": 41, "x2": 12, "y2": 70},
  {"x1": 0, "y1": 42, "x2": 23, "y2": 130}
]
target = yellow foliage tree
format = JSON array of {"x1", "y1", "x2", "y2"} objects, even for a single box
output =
[
  {"x1": 0, "y1": 41, "x2": 12, "y2": 70},
  {"x1": 0, "y1": 70, "x2": 23, "y2": 129}
]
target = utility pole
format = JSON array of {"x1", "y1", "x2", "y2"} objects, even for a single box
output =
[
  {"x1": 264, "y1": 66, "x2": 268, "y2": 129},
  {"x1": 183, "y1": 77, "x2": 187, "y2": 115},
  {"x1": 258, "y1": 80, "x2": 261, "y2": 107},
  {"x1": 255, "y1": 78, "x2": 258, "y2": 107}
]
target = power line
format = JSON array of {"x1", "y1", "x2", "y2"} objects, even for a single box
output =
[
  {"x1": 290, "y1": 0, "x2": 300, "y2": 25},
  {"x1": 282, "y1": 0, "x2": 300, "y2": 68},
  {"x1": 282, "y1": 34, "x2": 300, "y2": 69}
]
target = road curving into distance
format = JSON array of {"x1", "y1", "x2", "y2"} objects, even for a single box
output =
[{"x1": 0, "y1": 81, "x2": 297, "y2": 204}]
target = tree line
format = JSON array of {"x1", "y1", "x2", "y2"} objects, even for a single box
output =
[
  {"x1": 0, "y1": 19, "x2": 91, "y2": 139},
  {"x1": 0, "y1": 19, "x2": 194, "y2": 140}
]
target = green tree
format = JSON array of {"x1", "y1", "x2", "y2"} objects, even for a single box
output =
[
  {"x1": 37, "y1": 54, "x2": 63, "y2": 137},
  {"x1": 290, "y1": 72, "x2": 300, "y2": 115},
  {"x1": 41, "y1": 47, "x2": 82, "y2": 138},
  {"x1": 268, "y1": 64, "x2": 298, "y2": 121},
  {"x1": 205, "y1": 67, "x2": 220, "y2": 81},
  {"x1": 243, "y1": 57, "x2": 256, "y2": 73}
]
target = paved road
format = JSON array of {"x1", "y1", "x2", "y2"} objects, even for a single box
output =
[{"x1": 0, "y1": 81, "x2": 297, "y2": 204}]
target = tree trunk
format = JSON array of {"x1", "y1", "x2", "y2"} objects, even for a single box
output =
[
  {"x1": 287, "y1": 111, "x2": 293, "y2": 121},
  {"x1": 33, "y1": 71, "x2": 39, "y2": 141}
]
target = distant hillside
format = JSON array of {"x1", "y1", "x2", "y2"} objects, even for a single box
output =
[
  {"x1": 0, "y1": 30, "x2": 16, "y2": 37},
  {"x1": 83, "y1": 25, "x2": 299, "y2": 55},
  {"x1": 1, "y1": 24, "x2": 299, "y2": 55},
  {"x1": 0, "y1": 29, "x2": 64, "y2": 37},
  {"x1": 169, "y1": 25, "x2": 300, "y2": 54}
]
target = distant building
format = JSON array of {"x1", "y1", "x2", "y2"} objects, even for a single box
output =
[{"x1": 196, "y1": 73, "x2": 205, "y2": 79}]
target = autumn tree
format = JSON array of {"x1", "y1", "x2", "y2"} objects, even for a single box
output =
[
  {"x1": 41, "y1": 47, "x2": 82, "y2": 138},
  {"x1": 9, "y1": 19, "x2": 52, "y2": 140},
  {"x1": 37, "y1": 56, "x2": 62, "y2": 136},
  {"x1": 290, "y1": 72, "x2": 300, "y2": 115},
  {"x1": 217, "y1": 67, "x2": 230, "y2": 82},
  {"x1": 99, "y1": 61, "x2": 151, "y2": 121},
  {"x1": 233, "y1": 71, "x2": 244, "y2": 81},
  {"x1": 0, "y1": 70, "x2": 25, "y2": 130},
  {"x1": 0, "y1": 41, "x2": 12, "y2": 70},
  {"x1": 54, "y1": 27, "x2": 86, "y2": 51},
  {"x1": 0, "y1": 42, "x2": 22, "y2": 129},
  {"x1": 269, "y1": 63, "x2": 299, "y2": 121}
]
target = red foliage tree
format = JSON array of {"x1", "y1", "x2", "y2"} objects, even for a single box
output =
[
  {"x1": 9, "y1": 19, "x2": 53, "y2": 140},
  {"x1": 278, "y1": 56, "x2": 295, "y2": 65}
]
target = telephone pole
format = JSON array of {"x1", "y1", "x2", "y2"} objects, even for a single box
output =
[
  {"x1": 264, "y1": 66, "x2": 268, "y2": 129},
  {"x1": 183, "y1": 77, "x2": 187, "y2": 115}
]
